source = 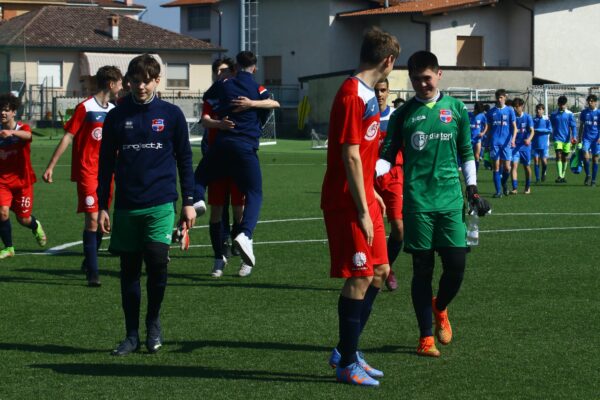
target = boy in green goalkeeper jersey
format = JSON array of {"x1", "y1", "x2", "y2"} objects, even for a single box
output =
[{"x1": 378, "y1": 51, "x2": 490, "y2": 357}]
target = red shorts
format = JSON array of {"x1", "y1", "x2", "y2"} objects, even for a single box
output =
[
  {"x1": 208, "y1": 178, "x2": 245, "y2": 206},
  {"x1": 375, "y1": 165, "x2": 403, "y2": 220},
  {"x1": 77, "y1": 179, "x2": 113, "y2": 213},
  {"x1": 324, "y1": 201, "x2": 388, "y2": 278},
  {"x1": 0, "y1": 184, "x2": 34, "y2": 218}
]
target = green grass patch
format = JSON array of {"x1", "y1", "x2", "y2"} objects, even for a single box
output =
[{"x1": 0, "y1": 139, "x2": 598, "y2": 399}]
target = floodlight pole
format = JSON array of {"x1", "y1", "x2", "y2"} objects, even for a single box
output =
[{"x1": 239, "y1": 0, "x2": 245, "y2": 52}]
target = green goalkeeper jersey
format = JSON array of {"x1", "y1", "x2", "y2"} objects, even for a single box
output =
[{"x1": 381, "y1": 93, "x2": 474, "y2": 213}]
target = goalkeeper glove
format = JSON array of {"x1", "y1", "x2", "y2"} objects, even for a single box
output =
[{"x1": 466, "y1": 185, "x2": 491, "y2": 217}]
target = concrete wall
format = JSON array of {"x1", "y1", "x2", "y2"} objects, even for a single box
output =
[
  {"x1": 161, "y1": 52, "x2": 213, "y2": 93},
  {"x1": 534, "y1": 0, "x2": 600, "y2": 83}
]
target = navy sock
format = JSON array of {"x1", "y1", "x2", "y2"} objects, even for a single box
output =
[
  {"x1": 436, "y1": 249, "x2": 466, "y2": 310},
  {"x1": 96, "y1": 230, "x2": 104, "y2": 251},
  {"x1": 120, "y1": 253, "x2": 143, "y2": 338},
  {"x1": 411, "y1": 251, "x2": 434, "y2": 337},
  {"x1": 83, "y1": 230, "x2": 98, "y2": 274},
  {"x1": 209, "y1": 222, "x2": 224, "y2": 259},
  {"x1": 231, "y1": 223, "x2": 242, "y2": 239},
  {"x1": 0, "y1": 219, "x2": 12, "y2": 247},
  {"x1": 28, "y1": 215, "x2": 38, "y2": 232},
  {"x1": 501, "y1": 171, "x2": 509, "y2": 186},
  {"x1": 337, "y1": 295, "x2": 363, "y2": 367},
  {"x1": 584, "y1": 159, "x2": 590, "y2": 177},
  {"x1": 359, "y1": 285, "x2": 380, "y2": 334},
  {"x1": 525, "y1": 178, "x2": 530, "y2": 189},
  {"x1": 534, "y1": 164, "x2": 540, "y2": 180},
  {"x1": 387, "y1": 237, "x2": 403, "y2": 267},
  {"x1": 475, "y1": 160, "x2": 479, "y2": 170},
  {"x1": 593, "y1": 163, "x2": 599, "y2": 181},
  {"x1": 512, "y1": 179, "x2": 518, "y2": 190},
  {"x1": 146, "y1": 264, "x2": 168, "y2": 325},
  {"x1": 542, "y1": 163, "x2": 547, "y2": 177}
]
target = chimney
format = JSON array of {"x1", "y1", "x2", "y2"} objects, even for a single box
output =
[
  {"x1": 109, "y1": 15, "x2": 119, "y2": 40},
  {"x1": 125, "y1": 0, "x2": 133, "y2": 6}
]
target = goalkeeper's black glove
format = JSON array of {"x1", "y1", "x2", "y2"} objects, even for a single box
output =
[{"x1": 466, "y1": 185, "x2": 491, "y2": 217}]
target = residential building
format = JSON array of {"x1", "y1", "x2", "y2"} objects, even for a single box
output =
[{"x1": 0, "y1": 0, "x2": 146, "y2": 21}]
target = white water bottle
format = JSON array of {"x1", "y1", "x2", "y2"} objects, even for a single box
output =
[{"x1": 467, "y1": 212, "x2": 479, "y2": 246}]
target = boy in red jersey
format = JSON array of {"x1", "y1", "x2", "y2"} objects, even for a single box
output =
[
  {"x1": 322, "y1": 27, "x2": 399, "y2": 387},
  {"x1": 43, "y1": 66, "x2": 123, "y2": 286},
  {"x1": 0, "y1": 94, "x2": 47, "y2": 258}
]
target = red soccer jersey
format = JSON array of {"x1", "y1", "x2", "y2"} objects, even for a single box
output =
[
  {"x1": 0, "y1": 122, "x2": 36, "y2": 188},
  {"x1": 321, "y1": 77, "x2": 381, "y2": 211},
  {"x1": 202, "y1": 101, "x2": 219, "y2": 145},
  {"x1": 64, "y1": 96, "x2": 115, "y2": 182}
]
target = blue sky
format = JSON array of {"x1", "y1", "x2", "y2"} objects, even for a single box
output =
[{"x1": 135, "y1": 0, "x2": 180, "y2": 33}]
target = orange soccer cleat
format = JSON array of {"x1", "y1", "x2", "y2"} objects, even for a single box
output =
[
  {"x1": 432, "y1": 297, "x2": 453, "y2": 345},
  {"x1": 416, "y1": 336, "x2": 440, "y2": 357}
]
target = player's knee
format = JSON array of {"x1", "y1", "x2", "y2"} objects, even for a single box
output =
[
  {"x1": 143, "y1": 242, "x2": 170, "y2": 267},
  {"x1": 0, "y1": 207, "x2": 9, "y2": 221},
  {"x1": 16, "y1": 216, "x2": 30, "y2": 226},
  {"x1": 438, "y1": 247, "x2": 467, "y2": 274},
  {"x1": 374, "y1": 263, "x2": 390, "y2": 281},
  {"x1": 120, "y1": 252, "x2": 143, "y2": 280},
  {"x1": 412, "y1": 250, "x2": 435, "y2": 280}
]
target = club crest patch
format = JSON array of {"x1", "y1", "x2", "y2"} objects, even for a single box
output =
[
  {"x1": 440, "y1": 109, "x2": 452, "y2": 124},
  {"x1": 152, "y1": 119, "x2": 165, "y2": 132}
]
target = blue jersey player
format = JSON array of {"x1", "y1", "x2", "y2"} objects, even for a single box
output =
[
  {"x1": 486, "y1": 89, "x2": 517, "y2": 197},
  {"x1": 510, "y1": 98, "x2": 534, "y2": 194},
  {"x1": 532, "y1": 104, "x2": 552, "y2": 183},
  {"x1": 579, "y1": 94, "x2": 599, "y2": 186},
  {"x1": 469, "y1": 101, "x2": 487, "y2": 170},
  {"x1": 550, "y1": 96, "x2": 577, "y2": 183}
]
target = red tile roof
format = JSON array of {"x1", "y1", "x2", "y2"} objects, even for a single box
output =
[
  {"x1": 338, "y1": 0, "x2": 498, "y2": 17},
  {"x1": 0, "y1": 6, "x2": 220, "y2": 51},
  {"x1": 161, "y1": 0, "x2": 218, "y2": 7},
  {"x1": 68, "y1": 0, "x2": 146, "y2": 9}
]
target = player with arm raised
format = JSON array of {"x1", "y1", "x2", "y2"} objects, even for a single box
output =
[
  {"x1": 323, "y1": 28, "x2": 399, "y2": 387},
  {"x1": 0, "y1": 94, "x2": 46, "y2": 258},
  {"x1": 379, "y1": 51, "x2": 490, "y2": 358},
  {"x1": 550, "y1": 96, "x2": 577, "y2": 183},
  {"x1": 510, "y1": 98, "x2": 535, "y2": 194},
  {"x1": 43, "y1": 66, "x2": 122, "y2": 286}
]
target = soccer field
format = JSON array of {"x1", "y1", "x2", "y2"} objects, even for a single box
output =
[{"x1": 0, "y1": 138, "x2": 598, "y2": 399}]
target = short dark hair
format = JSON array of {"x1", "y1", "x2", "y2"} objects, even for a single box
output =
[
  {"x1": 495, "y1": 89, "x2": 507, "y2": 99},
  {"x1": 126, "y1": 53, "x2": 160, "y2": 82},
  {"x1": 407, "y1": 51, "x2": 439, "y2": 75},
  {"x1": 212, "y1": 57, "x2": 235, "y2": 74},
  {"x1": 360, "y1": 27, "x2": 400, "y2": 66},
  {"x1": 236, "y1": 51, "x2": 257, "y2": 69},
  {"x1": 587, "y1": 94, "x2": 598, "y2": 102},
  {"x1": 474, "y1": 101, "x2": 485, "y2": 114},
  {"x1": 376, "y1": 78, "x2": 389, "y2": 87},
  {"x1": 513, "y1": 97, "x2": 524, "y2": 107},
  {"x1": 96, "y1": 65, "x2": 123, "y2": 90},
  {"x1": 557, "y1": 95, "x2": 568, "y2": 106},
  {"x1": 536, "y1": 103, "x2": 545, "y2": 110},
  {"x1": 0, "y1": 93, "x2": 20, "y2": 111}
]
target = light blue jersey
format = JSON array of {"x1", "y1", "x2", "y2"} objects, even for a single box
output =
[
  {"x1": 550, "y1": 109, "x2": 577, "y2": 143},
  {"x1": 515, "y1": 112, "x2": 534, "y2": 146},
  {"x1": 469, "y1": 111, "x2": 487, "y2": 142},
  {"x1": 486, "y1": 106, "x2": 516, "y2": 147},
  {"x1": 580, "y1": 107, "x2": 599, "y2": 141}
]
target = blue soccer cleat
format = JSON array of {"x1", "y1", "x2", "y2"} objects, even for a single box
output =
[
  {"x1": 329, "y1": 348, "x2": 384, "y2": 378},
  {"x1": 336, "y1": 362, "x2": 380, "y2": 387}
]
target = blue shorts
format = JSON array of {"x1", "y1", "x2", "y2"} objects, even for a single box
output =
[
  {"x1": 471, "y1": 136, "x2": 482, "y2": 146},
  {"x1": 490, "y1": 145, "x2": 512, "y2": 161},
  {"x1": 532, "y1": 148, "x2": 549, "y2": 159},
  {"x1": 582, "y1": 138, "x2": 600, "y2": 155},
  {"x1": 512, "y1": 145, "x2": 531, "y2": 165}
]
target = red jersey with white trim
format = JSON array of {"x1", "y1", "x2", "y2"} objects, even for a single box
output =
[
  {"x1": 0, "y1": 122, "x2": 36, "y2": 187},
  {"x1": 64, "y1": 96, "x2": 115, "y2": 182},
  {"x1": 202, "y1": 101, "x2": 219, "y2": 145},
  {"x1": 321, "y1": 77, "x2": 381, "y2": 211}
]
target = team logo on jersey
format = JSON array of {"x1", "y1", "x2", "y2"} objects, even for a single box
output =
[
  {"x1": 152, "y1": 119, "x2": 165, "y2": 132},
  {"x1": 352, "y1": 252, "x2": 367, "y2": 270},
  {"x1": 85, "y1": 196, "x2": 95, "y2": 207},
  {"x1": 411, "y1": 131, "x2": 428, "y2": 151},
  {"x1": 91, "y1": 127, "x2": 102, "y2": 141},
  {"x1": 440, "y1": 109, "x2": 452, "y2": 124},
  {"x1": 125, "y1": 121, "x2": 133, "y2": 129},
  {"x1": 365, "y1": 121, "x2": 379, "y2": 141}
]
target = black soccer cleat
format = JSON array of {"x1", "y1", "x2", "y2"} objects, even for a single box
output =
[
  {"x1": 111, "y1": 336, "x2": 140, "y2": 356},
  {"x1": 87, "y1": 272, "x2": 101, "y2": 287},
  {"x1": 146, "y1": 320, "x2": 163, "y2": 354}
]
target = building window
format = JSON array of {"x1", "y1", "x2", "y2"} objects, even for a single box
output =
[
  {"x1": 263, "y1": 56, "x2": 281, "y2": 86},
  {"x1": 188, "y1": 5, "x2": 211, "y2": 30},
  {"x1": 38, "y1": 62, "x2": 62, "y2": 87},
  {"x1": 457, "y1": 36, "x2": 483, "y2": 67},
  {"x1": 167, "y1": 64, "x2": 189, "y2": 88}
]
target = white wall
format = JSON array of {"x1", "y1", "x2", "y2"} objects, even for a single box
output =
[{"x1": 534, "y1": 0, "x2": 600, "y2": 83}]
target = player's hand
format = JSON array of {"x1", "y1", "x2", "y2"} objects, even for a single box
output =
[
  {"x1": 571, "y1": 138, "x2": 577, "y2": 145},
  {"x1": 524, "y1": 139, "x2": 531, "y2": 146},
  {"x1": 180, "y1": 205, "x2": 196, "y2": 230},
  {"x1": 219, "y1": 116, "x2": 235, "y2": 131},
  {"x1": 374, "y1": 190, "x2": 386, "y2": 217},
  {"x1": 0, "y1": 130, "x2": 12, "y2": 138},
  {"x1": 511, "y1": 140, "x2": 516, "y2": 148},
  {"x1": 357, "y1": 211, "x2": 374, "y2": 246},
  {"x1": 230, "y1": 96, "x2": 253, "y2": 112},
  {"x1": 466, "y1": 185, "x2": 491, "y2": 217},
  {"x1": 375, "y1": 159, "x2": 391, "y2": 177},
  {"x1": 99, "y1": 209, "x2": 111, "y2": 234},
  {"x1": 42, "y1": 169, "x2": 53, "y2": 183}
]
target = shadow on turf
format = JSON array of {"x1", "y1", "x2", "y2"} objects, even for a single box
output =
[
  {"x1": 0, "y1": 342, "x2": 101, "y2": 355},
  {"x1": 32, "y1": 363, "x2": 333, "y2": 384}
]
